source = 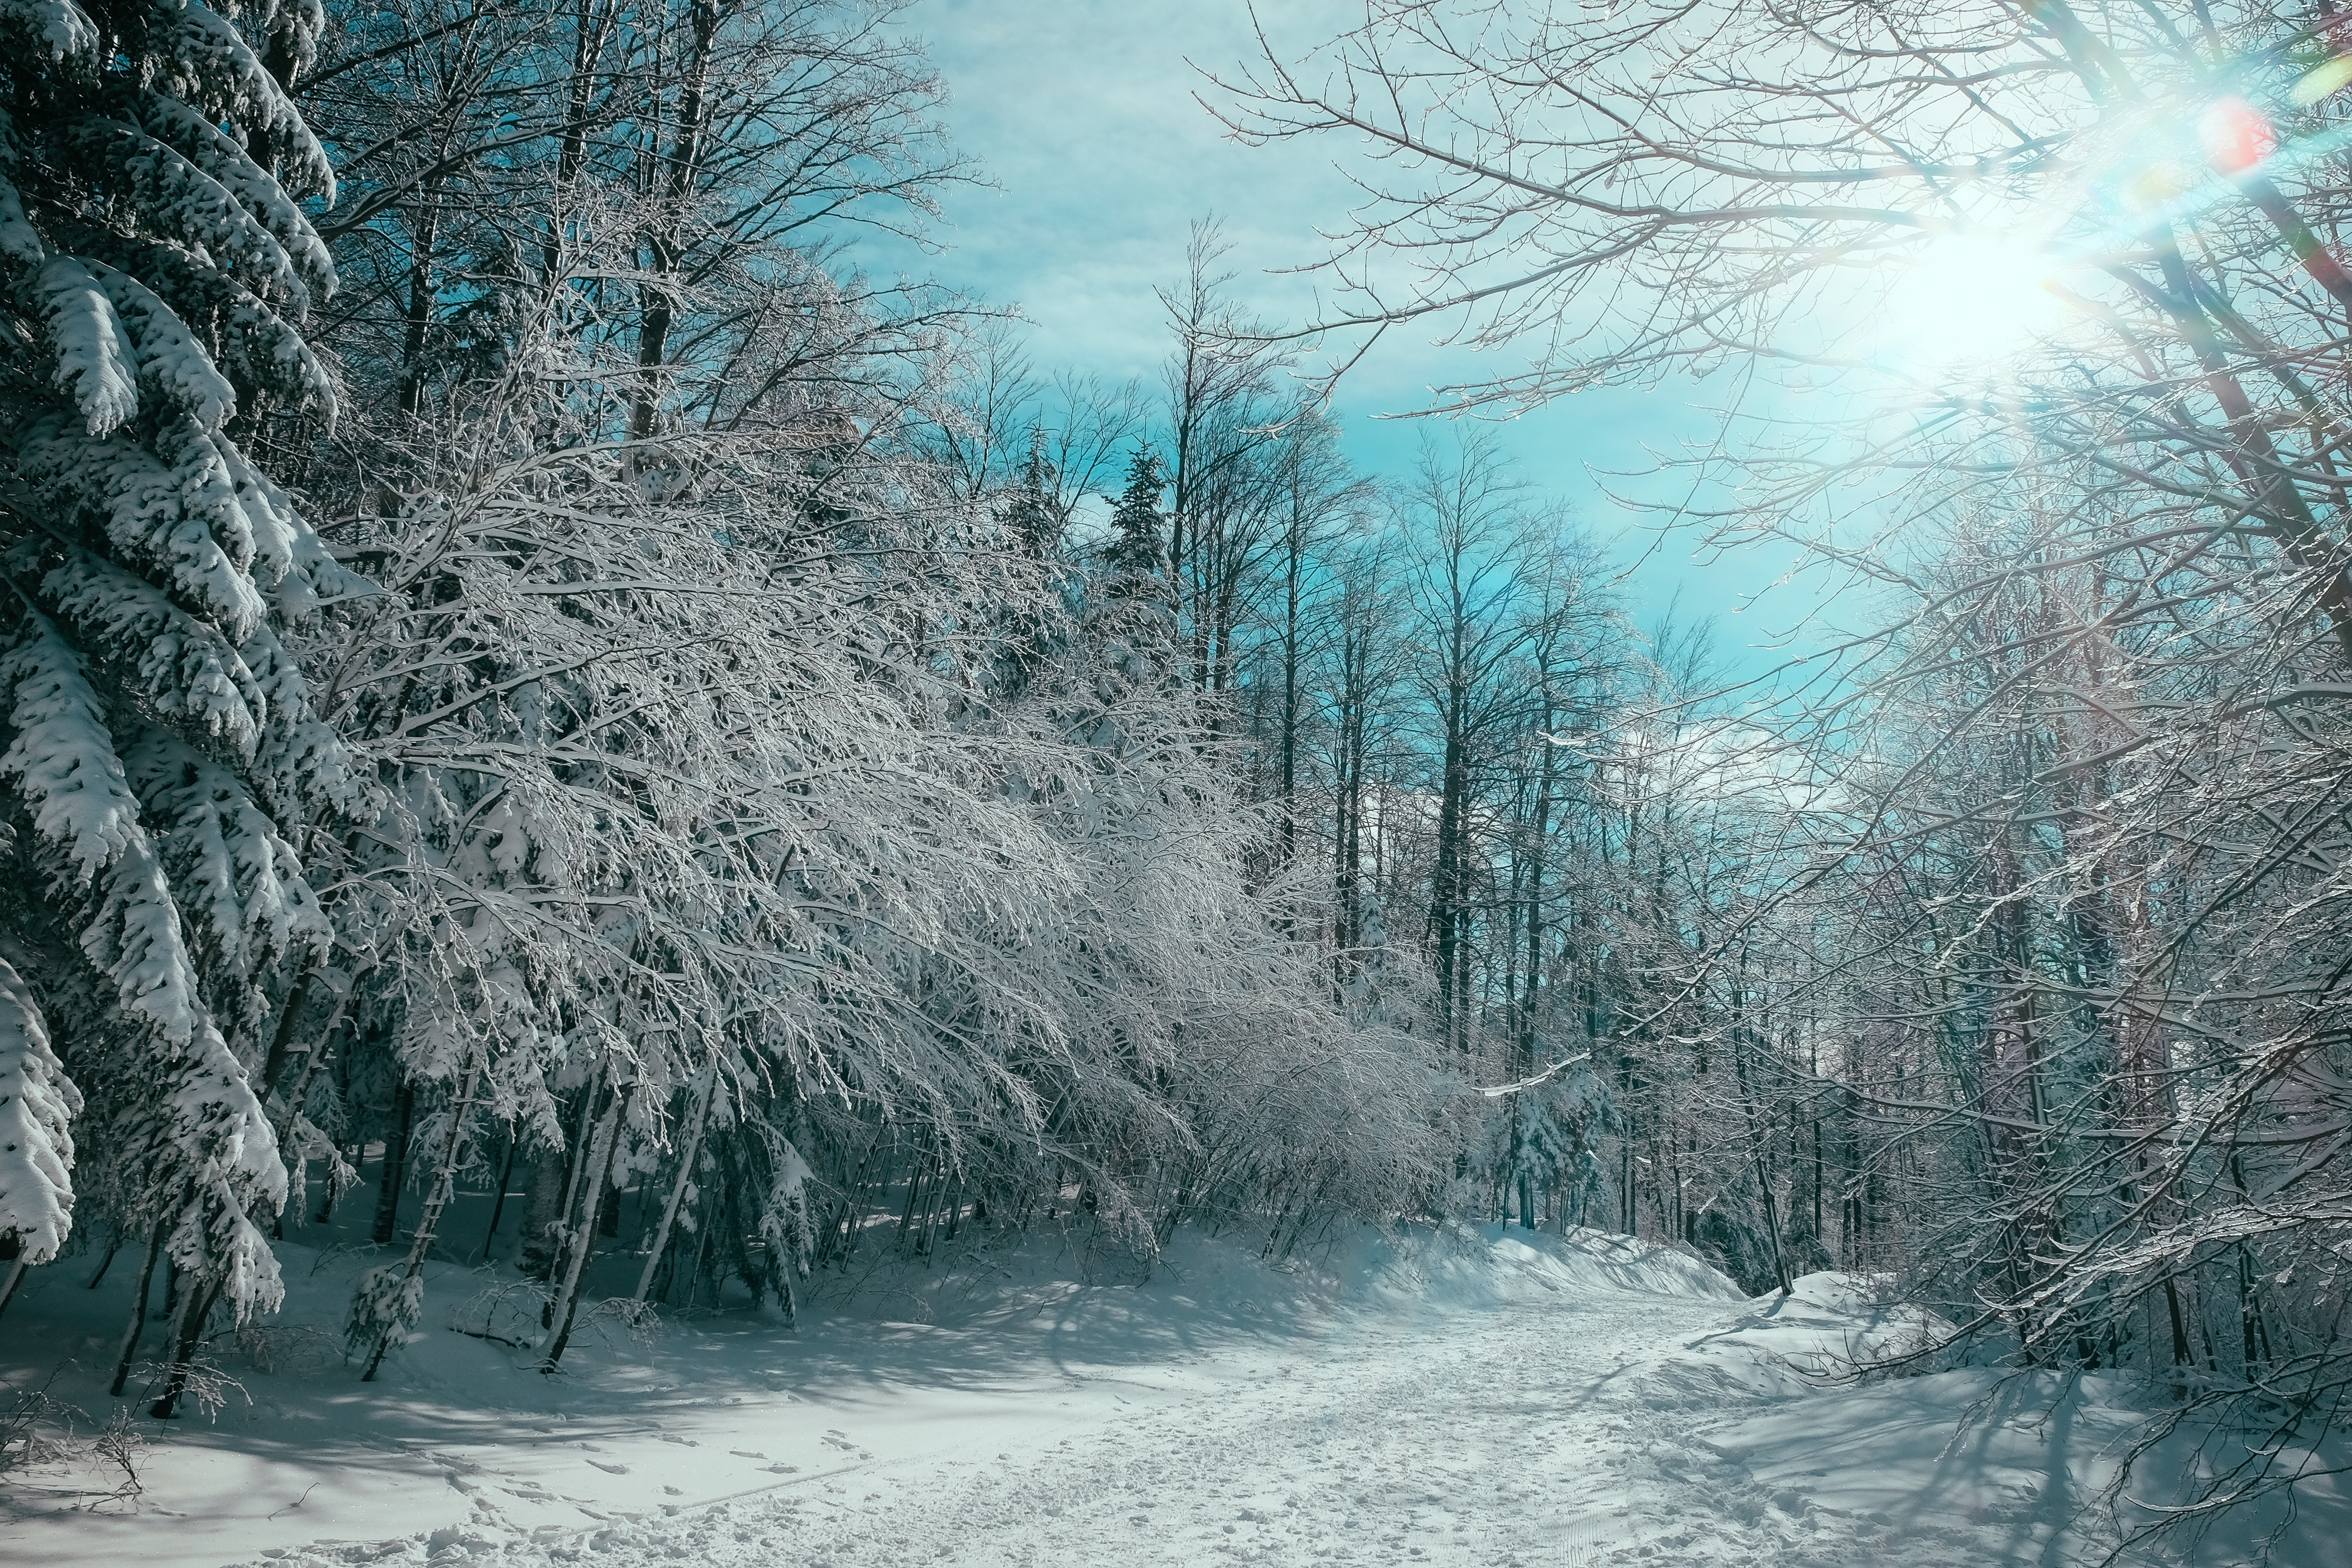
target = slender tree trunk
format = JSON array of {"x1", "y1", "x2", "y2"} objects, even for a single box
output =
[
  {"x1": 539, "y1": 0, "x2": 617, "y2": 285},
  {"x1": 270, "y1": 985, "x2": 360, "y2": 1240},
  {"x1": 818, "y1": 1119, "x2": 887, "y2": 1268},
  {"x1": 943, "y1": 1171, "x2": 968, "y2": 1244},
  {"x1": 394, "y1": 188, "x2": 444, "y2": 417},
  {"x1": 634, "y1": 1065, "x2": 717, "y2": 1301},
  {"x1": 597, "y1": 1172, "x2": 621, "y2": 1238},
  {"x1": 372, "y1": 1080, "x2": 417, "y2": 1246},
  {"x1": 526, "y1": 1070, "x2": 607, "y2": 1293},
  {"x1": 363, "y1": 1056, "x2": 485, "y2": 1380},
  {"x1": 272, "y1": 965, "x2": 365, "y2": 1156},
  {"x1": 1522, "y1": 678, "x2": 1555, "y2": 1073},
  {"x1": 479, "y1": 1125, "x2": 520, "y2": 1262},
  {"x1": 627, "y1": 0, "x2": 726, "y2": 444},
  {"x1": 2165, "y1": 1274, "x2": 2195, "y2": 1375},
  {"x1": 540, "y1": 1084, "x2": 628, "y2": 1371},
  {"x1": 108, "y1": 1223, "x2": 167, "y2": 1397},
  {"x1": 897, "y1": 1149, "x2": 930, "y2": 1241},
  {"x1": 149, "y1": 1272, "x2": 225, "y2": 1419},
  {"x1": 0, "y1": 1254, "x2": 26, "y2": 1323},
  {"x1": 258, "y1": 968, "x2": 319, "y2": 1106},
  {"x1": 1279, "y1": 539, "x2": 1302, "y2": 869},
  {"x1": 1431, "y1": 707, "x2": 1470, "y2": 1052}
]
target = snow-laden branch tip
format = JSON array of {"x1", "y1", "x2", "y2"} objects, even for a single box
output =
[{"x1": 1476, "y1": 1053, "x2": 1589, "y2": 1098}]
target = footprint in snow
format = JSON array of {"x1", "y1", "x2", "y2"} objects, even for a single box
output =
[
  {"x1": 730, "y1": 1450, "x2": 767, "y2": 1459},
  {"x1": 587, "y1": 1460, "x2": 629, "y2": 1475}
]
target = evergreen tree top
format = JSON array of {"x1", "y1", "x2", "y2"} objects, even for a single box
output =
[
  {"x1": 1009, "y1": 429, "x2": 1060, "y2": 561},
  {"x1": 1105, "y1": 446, "x2": 1167, "y2": 588}
]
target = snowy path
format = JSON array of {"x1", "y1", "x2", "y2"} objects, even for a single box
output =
[
  {"x1": 255, "y1": 1267, "x2": 2034, "y2": 1568},
  {"x1": 35, "y1": 1228, "x2": 2340, "y2": 1568},
  {"x1": 693, "y1": 1293, "x2": 1866, "y2": 1568}
]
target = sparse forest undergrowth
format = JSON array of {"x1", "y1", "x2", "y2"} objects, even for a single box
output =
[{"x1": 7, "y1": 0, "x2": 2352, "y2": 1561}]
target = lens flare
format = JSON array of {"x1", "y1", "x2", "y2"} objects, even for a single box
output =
[
  {"x1": 2199, "y1": 97, "x2": 2277, "y2": 174},
  {"x1": 1877, "y1": 233, "x2": 2064, "y2": 369},
  {"x1": 2292, "y1": 56, "x2": 2352, "y2": 107}
]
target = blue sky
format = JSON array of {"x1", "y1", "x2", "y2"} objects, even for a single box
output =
[{"x1": 865, "y1": 0, "x2": 1820, "y2": 663}]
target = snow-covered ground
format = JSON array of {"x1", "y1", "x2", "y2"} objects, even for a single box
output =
[{"x1": 6, "y1": 1224, "x2": 2348, "y2": 1567}]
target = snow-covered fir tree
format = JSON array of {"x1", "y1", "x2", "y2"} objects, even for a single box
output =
[
  {"x1": 1102, "y1": 445, "x2": 1170, "y2": 600},
  {"x1": 1081, "y1": 445, "x2": 1177, "y2": 721},
  {"x1": 0, "y1": 0, "x2": 354, "y2": 1407}
]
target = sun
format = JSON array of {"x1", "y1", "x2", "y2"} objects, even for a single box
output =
[{"x1": 1875, "y1": 232, "x2": 2067, "y2": 371}]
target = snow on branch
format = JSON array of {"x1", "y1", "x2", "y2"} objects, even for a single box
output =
[
  {"x1": 157, "y1": 4, "x2": 335, "y2": 202},
  {"x1": 86, "y1": 257, "x2": 238, "y2": 432},
  {"x1": 1476, "y1": 1053, "x2": 1591, "y2": 1099},
  {"x1": 0, "y1": 613, "x2": 143, "y2": 879},
  {"x1": 133, "y1": 95, "x2": 336, "y2": 303},
  {"x1": 33, "y1": 256, "x2": 137, "y2": 434},
  {"x1": 37, "y1": 547, "x2": 267, "y2": 759},
  {"x1": 0, "y1": 955, "x2": 79, "y2": 1263},
  {"x1": 0, "y1": 0, "x2": 98, "y2": 63},
  {"x1": 112, "y1": 240, "x2": 334, "y2": 419},
  {"x1": 68, "y1": 117, "x2": 315, "y2": 314},
  {"x1": 17, "y1": 413, "x2": 275, "y2": 639},
  {"x1": 0, "y1": 169, "x2": 42, "y2": 268},
  {"x1": 125, "y1": 726, "x2": 332, "y2": 985}
]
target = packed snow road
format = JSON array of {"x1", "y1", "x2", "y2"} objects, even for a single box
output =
[
  {"x1": 217, "y1": 1232, "x2": 2145, "y2": 1568},
  {"x1": 34, "y1": 1227, "x2": 2330, "y2": 1568},
  {"x1": 626, "y1": 1291, "x2": 1906, "y2": 1568}
]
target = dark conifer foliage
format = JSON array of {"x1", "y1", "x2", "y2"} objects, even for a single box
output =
[{"x1": 0, "y1": 2, "x2": 354, "y2": 1388}]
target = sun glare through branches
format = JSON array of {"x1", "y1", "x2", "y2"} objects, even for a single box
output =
[{"x1": 1875, "y1": 233, "x2": 2068, "y2": 370}]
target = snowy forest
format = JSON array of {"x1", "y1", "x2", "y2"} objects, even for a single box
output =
[{"x1": 5, "y1": 0, "x2": 2352, "y2": 1558}]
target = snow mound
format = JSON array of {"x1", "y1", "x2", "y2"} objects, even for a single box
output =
[
  {"x1": 1660, "y1": 1270, "x2": 1958, "y2": 1399},
  {"x1": 1781, "y1": 1269, "x2": 1930, "y2": 1318},
  {"x1": 1532, "y1": 1226, "x2": 1752, "y2": 1302},
  {"x1": 14, "y1": 1224, "x2": 2003, "y2": 1568},
  {"x1": 813, "y1": 1221, "x2": 1752, "y2": 1341},
  {"x1": 34, "y1": 1217, "x2": 2350, "y2": 1568},
  {"x1": 1343, "y1": 1223, "x2": 1749, "y2": 1313}
]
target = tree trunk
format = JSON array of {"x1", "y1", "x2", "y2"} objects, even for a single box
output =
[
  {"x1": 363, "y1": 1055, "x2": 484, "y2": 1380},
  {"x1": 627, "y1": 0, "x2": 726, "y2": 444},
  {"x1": 479, "y1": 1125, "x2": 520, "y2": 1262},
  {"x1": 148, "y1": 1272, "x2": 225, "y2": 1419},
  {"x1": 394, "y1": 186, "x2": 444, "y2": 416},
  {"x1": 1431, "y1": 703, "x2": 1470, "y2": 1052},
  {"x1": 522, "y1": 1072, "x2": 605, "y2": 1284},
  {"x1": 634, "y1": 1064, "x2": 717, "y2": 1302},
  {"x1": 107, "y1": 1222, "x2": 167, "y2": 1397},
  {"x1": 540, "y1": 1084, "x2": 628, "y2": 1371},
  {"x1": 372, "y1": 1080, "x2": 417, "y2": 1245},
  {"x1": 514, "y1": 1144, "x2": 569, "y2": 1279}
]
